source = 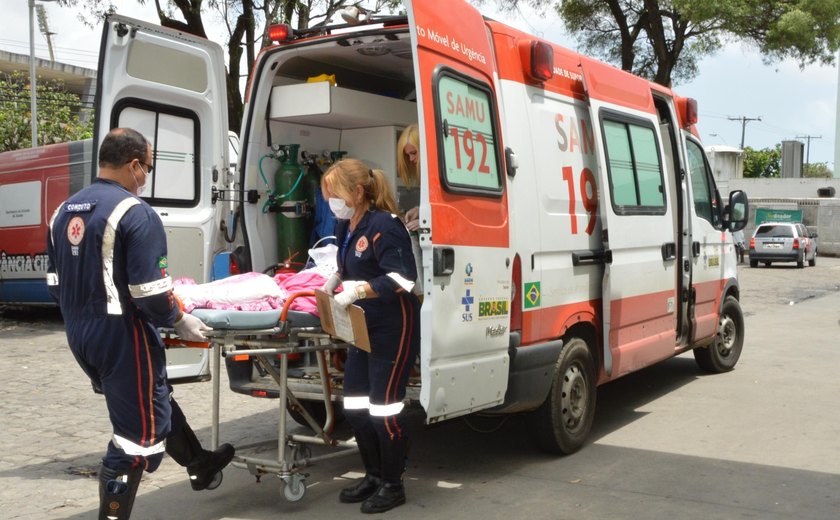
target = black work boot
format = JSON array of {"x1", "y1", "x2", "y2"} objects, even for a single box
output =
[
  {"x1": 340, "y1": 427, "x2": 382, "y2": 503},
  {"x1": 360, "y1": 482, "x2": 406, "y2": 514},
  {"x1": 165, "y1": 422, "x2": 235, "y2": 491},
  {"x1": 360, "y1": 436, "x2": 408, "y2": 513},
  {"x1": 98, "y1": 464, "x2": 143, "y2": 520}
]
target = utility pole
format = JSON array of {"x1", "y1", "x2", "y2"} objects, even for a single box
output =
[
  {"x1": 795, "y1": 134, "x2": 822, "y2": 166},
  {"x1": 728, "y1": 116, "x2": 762, "y2": 149}
]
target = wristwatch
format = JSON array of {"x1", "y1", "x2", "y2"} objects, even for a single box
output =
[{"x1": 355, "y1": 284, "x2": 367, "y2": 300}]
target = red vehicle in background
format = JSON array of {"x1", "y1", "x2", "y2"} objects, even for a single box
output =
[{"x1": 0, "y1": 140, "x2": 92, "y2": 305}]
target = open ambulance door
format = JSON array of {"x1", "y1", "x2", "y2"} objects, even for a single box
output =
[
  {"x1": 94, "y1": 15, "x2": 229, "y2": 382},
  {"x1": 406, "y1": 0, "x2": 511, "y2": 422},
  {"x1": 578, "y1": 58, "x2": 678, "y2": 379}
]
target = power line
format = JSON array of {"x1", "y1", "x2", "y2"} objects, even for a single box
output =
[{"x1": 727, "y1": 115, "x2": 762, "y2": 149}]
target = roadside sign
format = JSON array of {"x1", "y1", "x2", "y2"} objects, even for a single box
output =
[{"x1": 755, "y1": 208, "x2": 802, "y2": 224}]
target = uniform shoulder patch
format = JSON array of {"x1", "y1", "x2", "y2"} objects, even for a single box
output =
[
  {"x1": 67, "y1": 216, "x2": 85, "y2": 246},
  {"x1": 355, "y1": 236, "x2": 369, "y2": 253}
]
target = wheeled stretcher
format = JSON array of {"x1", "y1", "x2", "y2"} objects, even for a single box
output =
[{"x1": 164, "y1": 290, "x2": 358, "y2": 501}]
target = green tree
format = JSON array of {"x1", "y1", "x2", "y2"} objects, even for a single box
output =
[
  {"x1": 0, "y1": 72, "x2": 93, "y2": 152},
  {"x1": 488, "y1": 0, "x2": 840, "y2": 86},
  {"x1": 803, "y1": 162, "x2": 833, "y2": 178},
  {"x1": 742, "y1": 145, "x2": 782, "y2": 178},
  {"x1": 57, "y1": 1, "x2": 400, "y2": 133}
]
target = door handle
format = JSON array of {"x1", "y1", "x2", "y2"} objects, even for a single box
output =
[
  {"x1": 433, "y1": 247, "x2": 455, "y2": 276},
  {"x1": 661, "y1": 242, "x2": 677, "y2": 261}
]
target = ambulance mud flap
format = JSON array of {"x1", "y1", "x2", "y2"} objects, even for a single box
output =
[{"x1": 489, "y1": 339, "x2": 564, "y2": 414}]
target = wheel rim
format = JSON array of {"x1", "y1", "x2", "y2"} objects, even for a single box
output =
[
  {"x1": 717, "y1": 313, "x2": 737, "y2": 356},
  {"x1": 560, "y1": 362, "x2": 588, "y2": 432}
]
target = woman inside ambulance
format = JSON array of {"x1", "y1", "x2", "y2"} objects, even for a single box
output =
[
  {"x1": 320, "y1": 158, "x2": 420, "y2": 514},
  {"x1": 396, "y1": 123, "x2": 424, "y2": 297}
]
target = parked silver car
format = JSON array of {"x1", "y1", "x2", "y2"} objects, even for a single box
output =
[{"x1": 749, "y1": 222, "x2": 817, "y2": 268}]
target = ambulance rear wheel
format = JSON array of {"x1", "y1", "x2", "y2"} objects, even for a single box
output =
[
  {"x1": 529, "y1": 336, "x2": 596, "y2": 455},
  {"x1": 694, "y1": 296, "x2": 744, "y2": 373}
]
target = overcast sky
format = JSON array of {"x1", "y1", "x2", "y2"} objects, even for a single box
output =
[{"x1": 4, "y1": 1, "x2": 837, "y2": 169}]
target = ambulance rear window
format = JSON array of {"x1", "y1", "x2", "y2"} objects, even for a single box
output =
[{"x1": 433, "y1": 71, "x2": 503, "y2": 196}]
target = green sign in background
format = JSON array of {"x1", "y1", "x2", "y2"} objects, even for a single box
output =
[{"x1": 755, "y1": 208, "x2": 802, "y2": 224}]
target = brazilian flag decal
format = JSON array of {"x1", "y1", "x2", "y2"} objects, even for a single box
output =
[{"x1": 524, "y1": 282, "x2": 541, "y2": 309}]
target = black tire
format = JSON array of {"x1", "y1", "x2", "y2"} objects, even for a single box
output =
[
  {"x1": 694, "y1": 296, "x2": 744, "y2": 373},
  {"x1": 764, "y1": 262, "x2": 771, "y2": 267},
  {"x1": 528, "y1": 337, "x2": 597, "y2": 454},
  {"x1": 749, "y1": 259, "x2": 758, "y2": 268},
  {"x1": 288, "y1": 400, "x2": 345, "y2": 430},
  {"x1": 809, "y1": 252, "x2": 816, "y2": 267},
  {"x1": 797, "y1": 252, "x2": 804, "y2": 269}
]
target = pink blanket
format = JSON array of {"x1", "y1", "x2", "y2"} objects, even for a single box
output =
[
  {"x1": 274, "y1": 271, "x2": 327, "y2": 315},
  {"x1": 173, "y1": 270, "x2": 328, "y2": 316}
]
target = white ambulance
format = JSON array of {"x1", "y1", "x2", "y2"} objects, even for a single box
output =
[{"x1": 94, "y1": 0, "x2": 748, "y2": 453}]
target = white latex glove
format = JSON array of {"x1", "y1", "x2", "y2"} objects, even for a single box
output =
[
  {"x1": 334, "y1": 281, "x2": 364, "y2": 308},
  {"x1": 174, "y1": 313, "x2": 213, "y2": 342},
  {"x1": 321, "y1": 273, "x2": 342, "y2": 295}
]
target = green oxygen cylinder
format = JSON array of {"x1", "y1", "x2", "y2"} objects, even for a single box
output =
[{"x1": 274, "y1": 144, "x2": 309, "y2": 269}]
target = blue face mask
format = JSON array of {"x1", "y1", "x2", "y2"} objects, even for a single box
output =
[{"x1": 328, "y1": 197, "x2": 355, "y2": 220}]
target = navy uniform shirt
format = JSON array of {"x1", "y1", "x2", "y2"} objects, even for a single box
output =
[
  {"x1": 46, "y1": 178, "x2": 179, "y2": 327},
  {"x1": 336, "y1": 209, "x2": 417, "y2": 317}
]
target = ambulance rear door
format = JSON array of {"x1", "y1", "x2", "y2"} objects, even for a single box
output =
[
  {"x1": 406, "y1": 0, "x2": 511, "y2": 422},
  {"x1": 579, "y1": 58, "x2": 678, "y2": 378},
  {"x1": 95, "y1": 15, "x2": 229, "y2": 382}
]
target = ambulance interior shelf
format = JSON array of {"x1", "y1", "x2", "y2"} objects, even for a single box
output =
[{"x1": 269, "y1": 82, "x2": 416, "y2": 128}]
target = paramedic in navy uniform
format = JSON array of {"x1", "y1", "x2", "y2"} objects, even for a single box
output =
[
  {"x1": 46, "y1": 128, "x2": 234, "y2": 520},
  {"x1": 321, "y1": 158, "x2": 420, "y2": 514}
]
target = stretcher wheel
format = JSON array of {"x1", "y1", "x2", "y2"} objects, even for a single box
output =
[
  {"x1": 206, "y1": 471, "x2": 223, "y2": 490},
  {"x1": 283, "y1": 475, "x2": 306, "y2": 501}
]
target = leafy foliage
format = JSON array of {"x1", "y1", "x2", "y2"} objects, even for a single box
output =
[
  {"x1": 0, "y1": 72, "x2": 93, "y2": 152},
  {"x1": 488, "y1": 0, "x2": 840, "y2": 86},
  {"x1": 803, "y1": 162, "x2": 833, "y2": 179},
  {"x1": 742, "y1": 145, "x2": 781, "y2": 178}
]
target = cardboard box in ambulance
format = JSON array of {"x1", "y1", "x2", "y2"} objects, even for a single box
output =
[{"x1": 94, "y1": 0, "x2": 748, "y2": 454}]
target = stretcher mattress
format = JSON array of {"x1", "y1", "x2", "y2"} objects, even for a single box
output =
[{"x1": 190, "y1": 308, "x2": 321, "y2": 330}]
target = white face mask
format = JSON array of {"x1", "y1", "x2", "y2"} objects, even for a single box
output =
[
  {"x1": 132, "y1": 163, "x2": 151, "y2": 197},
  {"x1": 328, "y1": 197, "x2": 355, "y2": 220}
]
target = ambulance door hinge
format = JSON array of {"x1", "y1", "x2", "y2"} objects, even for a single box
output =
[
  {"x1": 247, "y1": 189, "x2": 260, "y2": 204},
  {"x1": 692, "y1": 241, "x2": 701, "y2": 257}
]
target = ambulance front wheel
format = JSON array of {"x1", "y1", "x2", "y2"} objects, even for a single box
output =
[
  {"x1": 529, "y1": 336, "x2": 596, "y2": 455},
  {"x1": 694, "y1": 295, "x2": 744, "y2": 373}
]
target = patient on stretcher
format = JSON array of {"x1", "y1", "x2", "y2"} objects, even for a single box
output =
[{"x1": 172, "y1": 245, "x2": 338, "y2": 316}]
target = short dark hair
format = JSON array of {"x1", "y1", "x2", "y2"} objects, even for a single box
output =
[{"x1": 98, "y1": 128, "x2": 149, "y2": 168}]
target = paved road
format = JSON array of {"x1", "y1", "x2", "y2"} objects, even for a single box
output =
[{"x1": 2, "y1": 257, "x2": 839, "y2": 519}]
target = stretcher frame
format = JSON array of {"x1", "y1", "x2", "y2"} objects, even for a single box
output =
[{"x1": 166, "y1": 290, "x2": 358, "y2": 501}]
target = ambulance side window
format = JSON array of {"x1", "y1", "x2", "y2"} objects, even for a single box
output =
[
  {"x1": 433, "y1": 70, "x2": 503, "y2": 196},
  {"x1": 113, "y1": 102, "x2": 199, "y2": 207},
  {"x1": 602, "y1": 116, "x2": 665, "y2": 214},
  {"x1": 685, "y1": 139, "x2": 719, "y2": 227}
]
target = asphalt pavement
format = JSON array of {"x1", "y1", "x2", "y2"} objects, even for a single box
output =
[{"x1": 2, "y1": 257, "x2": 839, "y2": 519}]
